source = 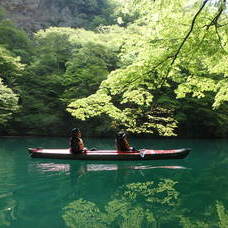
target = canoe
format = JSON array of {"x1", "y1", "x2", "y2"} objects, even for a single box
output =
[{"x1": 28, "y1": 148, "x2": 191, "y2": 160}]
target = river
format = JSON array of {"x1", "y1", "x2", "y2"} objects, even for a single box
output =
[{"x1": 0, "y1": 137, "x2": 227, "y2": 227}]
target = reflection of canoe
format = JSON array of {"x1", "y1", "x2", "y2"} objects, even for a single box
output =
[
  {"x1": 32, "y1": 163, "x2": 188, "y2": 173},
  {"x1": 28, "y1": 148, "x2": 191, "y2": 160}
]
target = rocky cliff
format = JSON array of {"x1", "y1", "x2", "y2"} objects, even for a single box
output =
[{"x1": 0, "y1": 0, "x2": 113, "y2": 32}]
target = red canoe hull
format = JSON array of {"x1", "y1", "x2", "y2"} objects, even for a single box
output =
[{"x1": 28, "y1": 148, "x2": 191, "y2": 160}]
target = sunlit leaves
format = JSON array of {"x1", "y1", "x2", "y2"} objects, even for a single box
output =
[
  {"x1": 67, "y1": 88, "x2": 178, "y2": 135},
  {"x1": 67, "y1": 92, "x2": 123, "y2": 121},
  {"x1": 120, "y1": 107, "x2": 178, "y2": 135},
  {"x1": 65, "y1": 0, "x2": 228, "y2": 136},
  {"x1": 0, "y1": 45, "x2": 21, "y2": 124},
  {"x1": 1, "y1": 0, "x2": 226, "y2": 136},
  {"x1": 216, "y1": 201, "x2": 228, "y2": 228},
  {"x1": 213, "y1": 78, "x2": 228, "y2": 108},
  {"x1": 0, "y1": 78, "x2": 18, "y2": 124},
  {"x1": 175, "y1": 76, "x2": 217, "y2": 99},
  {"x1": 0, "y1": 46, "x2": 24, "y2": 85},
  {"x1": 121, "y1": 89, "x2": 153, "y2": 106}
]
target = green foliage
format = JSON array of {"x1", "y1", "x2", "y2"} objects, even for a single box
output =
[
  {"x1": 0, "y1": 46, "x2": 24, "y2": 86},
  {"x1": 32, "y1": 27, "x2": 74, "y2": 74},
  {"x1": 63, "y1": 42, "x2": 117, "y2": 99},
  {"x1": 0, "y1": 78, "x2": 18, "y2": 124},
  {"x1": 0, "y1": 0, "x2": 228, "y2": 136},
  {"x1": 67, "y1": 91, "x2": 122, "y2": 120},
  {"x1": 0, "y1": 19, "x2": 33, "y2": 63},
  {"x1": 213, "y1": 78, "x2": 228, "y2": 109},
  {"x1": 67, "y1": 0, "x2": 228, "y2": 136},
  {"x1": 0, "y1": 16, "x2": 29, "y2": 127},
  {"x1": 216, "y1": 201, "x2": 228, "y2": 228},
  {"x1": 0, "y1": 45, "x2": 21, "y2": 125},
  {"x1": 6, "y1": 26, "x2": 120, "y2": 135}
]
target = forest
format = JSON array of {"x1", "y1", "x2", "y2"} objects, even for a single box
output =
[{"x1": 0, "y1": 0, "x2": 227, "y2": 137}]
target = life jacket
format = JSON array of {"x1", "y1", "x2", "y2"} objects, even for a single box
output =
[
  {"x1": 116, "y1": 137, "x2": 131, "y2": 152},
  {"x1": 70, "y1": 136, "x2": 84, "y2": 153}
]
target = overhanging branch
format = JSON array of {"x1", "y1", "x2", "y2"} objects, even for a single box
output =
[
  {"x1": 169, "y1": 0, "x2": 209, "y2": 69},
  {"x1": 206, "y1": 0, "x2": 226, "y2": 29}
]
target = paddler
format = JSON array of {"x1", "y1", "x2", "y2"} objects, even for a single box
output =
[
  {"x1": 70, "y1": 128, "x2": 87, "y2": 154},
  {"x1": 115, "y1": 131, "x2": 136, "y2": 152}
]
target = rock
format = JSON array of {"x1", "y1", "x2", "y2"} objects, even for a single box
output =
[{"x1": 0, "y1": 0, "x2": 104, "y2": 32}]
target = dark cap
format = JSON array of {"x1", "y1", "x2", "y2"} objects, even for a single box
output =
[
  {"x1": 116, "y1": 131, "x2": 126, "y2": 139},
  {"x1": 72, "y1": 128, "x2": 80, "y2": 134}
]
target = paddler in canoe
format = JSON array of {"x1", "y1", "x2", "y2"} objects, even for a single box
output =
[
  {"x1": 70, "y1": 128, "x2": 87, "y2": 154},
  {"x1": 70, "y1": 128, "x2": 136, "y2": 154},
  {"x1": 115, "y1": 131, "x2": 137, "y2": 152}
]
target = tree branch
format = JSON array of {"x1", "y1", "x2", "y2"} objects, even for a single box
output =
[
  {"x1": 215, "y1": 25, "x2": 227, "y2": 52},
  {"x1": 130, "y1": 0, "x2": 227, "y2": 86},
  {"x1": 203, "y1": 0, "x2": 227, "y2": 51},
  {"x1": 169, "y1": 0, "x2": 209, "y2": 69},
  {"x1": 206, "y1": 0, "x2": 226, "y2": 29},
  {"x1": 217, "y1": 22, "x2": 228, "y2": 27}
]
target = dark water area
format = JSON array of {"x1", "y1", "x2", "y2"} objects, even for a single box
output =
[{"x1": 0, "y1": 137, "x2": 227, "y2": 227}]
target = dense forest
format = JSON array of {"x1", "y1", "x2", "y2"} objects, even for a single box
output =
[{"x1": 0, "y1": 0, "x2": 227, "y2": 137}]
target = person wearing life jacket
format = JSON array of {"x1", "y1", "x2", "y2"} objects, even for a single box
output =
[
  {"x1": 70, "y1": 128, "x2": 87, "y2": 154},
  {"x1": 115, "y1": 131, "x2": 136, "y2": 152}
]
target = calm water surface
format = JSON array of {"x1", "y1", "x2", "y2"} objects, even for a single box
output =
[{"x1": 0, "y1": 137, "x2": 227, "y2": 227}]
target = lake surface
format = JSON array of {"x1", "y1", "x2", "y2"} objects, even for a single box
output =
[{"x1": 0, "y1": 137, "x2": 227, "y2": 227}]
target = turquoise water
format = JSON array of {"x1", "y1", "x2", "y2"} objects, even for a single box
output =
[{"x1": 0, "y1": 137, "x2": 227, "y2": 227}]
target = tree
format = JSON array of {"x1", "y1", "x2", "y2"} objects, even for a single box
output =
[
  {"x1": 0, "y1": 18, "x2": 33, "y2": 63},
  {"x1": 62, "y1": 42, "x2": 118, "y2": 100},
  {"x1": 0, "y1": 46, "x2": 22, "y2": 125},
  {"x1": 9, "y1": 27, "x2": 120, "y2": 135},
  {"x1": 0, "y1": 46, "x2": 24, "y2": 87},
  {"x1": 0, "y1": 78, "x2": 18, "y2": 124},
  {"x1": 67, "y1": 0, "x2": 228, "y2": 136}
]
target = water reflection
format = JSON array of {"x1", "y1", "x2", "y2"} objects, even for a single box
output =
[
  {"x1": 62, "y1": 178, "x2": 179, "y2": 227},
  {"x1": 29, "y1": 161, "x2": 190, "y2": 227},
  {"x1": 61, "y1": 181, "x2": 228, "y2": 228},
  {"x1": 1, "y1": 138, "x2": 228, "y2": 227},
  {"x1": 32, "y1": 161, "x2": 189, "y2": 173},
  {"x1": 0, "y1": 195, "x2": 17, "y2": 227},
  {"x1": 29, "y1": 159, "x2": 228, "y2": 228}
]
